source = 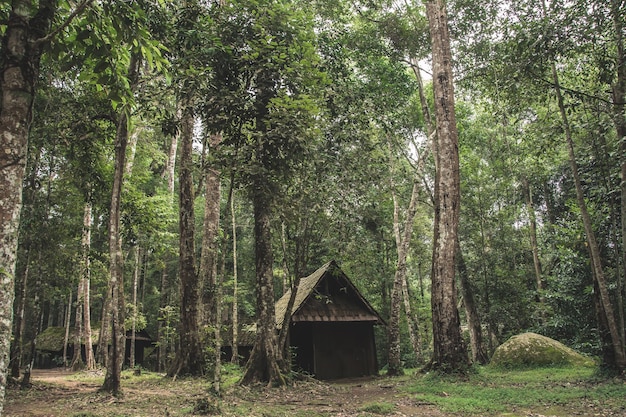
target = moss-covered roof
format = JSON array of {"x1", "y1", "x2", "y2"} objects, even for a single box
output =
[
  {"x1": 275, "y1": 260, "x2": 384, "y2": 328},
  {"x1": 35, "y1": 326, "x2": 102, "y2": 352}
]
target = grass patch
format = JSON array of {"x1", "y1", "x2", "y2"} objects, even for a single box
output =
[
  {"x1": 359, "y1": 401, "x2": 396, "y2": 414},
  {"x1": 405, "y1": 365, "x2": 626, "y2": 415}
]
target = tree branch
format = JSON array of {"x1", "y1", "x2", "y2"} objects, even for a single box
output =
[{"x1": 33, "y1": 0, "x2": 94, "y2": 47}]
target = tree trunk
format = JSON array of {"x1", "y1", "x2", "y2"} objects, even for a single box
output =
[
  {"x1": 200, "y1": 134, "x2": 222, "y2": 328},
  {"x1": 551, "y1": 62, "x2": 626, "y2": 371},
  {"x1": 0, "y1": 2, "x2": 55, "y2": 410},
  {"x1": 230, "y1": 191, "x2": 240, "y2": 364},
  {"x1": 387, "y1": 176, "x2": 420, "y2": 376},
  {"x1": 10, "y1": 250, "x2": 30, "y2": 378},
  {"x1": 101, "y1": 53, "x2": 141, "y2": 394},
  {"x1": 130, "y1": 246, "x2": 140, "y2": 370},
  {"x1": 424, "y1": 0, "x2": 468, "y2": 373},
  {"x1": 523, "y1": 178, "x2": 545, "y2": 304},
  {"x1": 168, "y1": 105, "x2": 204, "y2": 378},
  {"x1": 456, "y1": 237, "x2": 488, "y2": 364},
  {"x1": 63, "y1": 291, "x2": 72, "y2": 367},
  {"x1": 71, "y1": 277, "x2": 85, "y2": 370},
  {"x1": 241, "y1": 177, "x2": 284, "y2": 386},
  {"x1": 610, "y1": 0, "x2": 626, "y2": 350}
]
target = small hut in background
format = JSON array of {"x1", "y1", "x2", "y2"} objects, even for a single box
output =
[
  {"x1": 33, "y1": 326, "x2": 155, "y2": 368},
  {"x1": 276, "y1": 260, "x2": 385, "y2": 379}
]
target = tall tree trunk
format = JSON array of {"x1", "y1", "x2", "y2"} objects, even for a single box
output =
[
  {"x1": 387, "y1": 174, "x2": 421, "y2": 376},
  {"x1": 241, "y1": 177, "x2": 284, "y2": 386},
  {"x1": 168, "y1": 105, "x2": 204, "y2": 378},
  {"x1": 130, "y1": 246, "x2": 140, "y2": 370},
  {"x1": 424, "y1": 0, "x2": 468, "y2": 373},
  {"x1": 230, "y1": 191, "x2": 240, "y2": 364},
  {"x1": 551, "y1": 62, "x2": 626, "y2": 371},
  {"x1": 200, "y1": 134, "x2": 222, "y2": 328},
  {"x1": 63, "y1": 291, "x2": 72, "y2": 367},
  {"x1": 71, "y1": 278, "x2": 85, "y2": 370},
  {"x1": 610, "y1": 0, "x2": 626, "y2": 350},
  {"x1": 81, "y1": 202, "x2": 95, "y2": 370},
  {"x1": 522, "y1": 177, "x2": 544, "y2": 305},
  {"x1": 0, "y1": 1, "x2": 55, "y2": 410},
  {"x1": 199, "y1": 132, "x2": 223, "y2": 391},
  {"x1": 101, "y1": 53, "x2": 141, "y2": 394},
  {"x1": 456, "y1": 237, "x2": 488, "y2": 364}
]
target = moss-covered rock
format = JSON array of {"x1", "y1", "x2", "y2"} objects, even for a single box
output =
[{"x1": 490, "y1": 332, "x2": 595, "y2": 368}]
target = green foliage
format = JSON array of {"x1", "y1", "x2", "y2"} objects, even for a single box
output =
[{"x1": 359, "y1": 401, "x2": 396, "y2": 415}]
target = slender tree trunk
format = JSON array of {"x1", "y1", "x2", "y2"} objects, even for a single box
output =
[
  {"x1": 101, "y1": 53, "x2": 140, "y2": 394},
  {"x1": 71, "y1": 278, "x2": 85, "y2": 370},
  {"x1": 523, "y1": 178, "x2": 544, "y2": 304},
  {"x1": 81, "y1": 202, "x2": 95, "y2": 370},
  {"x1": 0, "y1": 2, "x2": 55, "y2": 411},
  {"x1": 230, "y1": 191, "x2": 240, "y2": 364},
  {"x1": 456, "y1": 237, "x2": 488, "y2": 364},
  {"x1": 241, "y1": 177, "x2": 284, "y2": 386},
  {"x1": 130, "y1": 246, "x2": 140, "y2": 370},
  {"x1": 610, "y1": 0, "x2": 626, "y2": 350},
  {"x1": 387, "y1": 175, "x2": 420, "y2": 376},
  {"x1": 168, "y1": 105, "x2": 204, "y2": 378},
  {"x1": 551, "y1": 62, "x2": 626, "y2": 371},
  {"x1": 63, "y1": 290, "x2": 72, "y2": 367},
  {"x1": 424, "y1": 0, "x2": 468, "y2": 373}
]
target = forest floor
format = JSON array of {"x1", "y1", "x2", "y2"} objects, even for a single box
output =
[{"x1": 4, "y1": 366, "x2": 626, "y2": 417}]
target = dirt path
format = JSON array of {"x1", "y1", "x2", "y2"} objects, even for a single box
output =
[{"x1": 4, "y1": 369, "x2": 449, "y2": 417}]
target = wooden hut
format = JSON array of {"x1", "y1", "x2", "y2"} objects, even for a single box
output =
[{"x1": 276, "y1": 260, "x2": 385, "y2": 379}]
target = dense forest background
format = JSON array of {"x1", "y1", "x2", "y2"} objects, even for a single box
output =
[{"x1": 1, "y1": 0, "x2": 625, "y2": 406}]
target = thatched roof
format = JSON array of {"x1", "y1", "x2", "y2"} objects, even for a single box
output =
[
  {"x1": 275, "y1": 260, "x2": 384, "y2": 328},
  {"x1": 35, "y1": 326, "x2": 153, "y2": 352}
]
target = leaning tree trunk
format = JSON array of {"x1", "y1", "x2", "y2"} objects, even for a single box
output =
[
  {"x1": 551, "y1": 62, "x2": 626, "y2": 371},
  {"x1": 241, "y1": 176, "x2": 284, "y2": 386},
  {"x1": 168, "y1": 105, "x2": 204, "y2": 378},
  {"x1": 0, "y1": 2, "x2": 55, "y2": 411},
  {"x1": 456, "y1": 237, "x2": 488, "y2": 365},
  {"x1": 424, "y1": 0, "x2": 469, "y2": 373}
]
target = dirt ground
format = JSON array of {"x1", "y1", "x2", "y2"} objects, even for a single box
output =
[{"x1": 3, "y1": 369, "x2": 449, "y2": 417}]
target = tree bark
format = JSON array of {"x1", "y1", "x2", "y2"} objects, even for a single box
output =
[
  {"x1": 168, "y1": 105, "x2": 204, "y2": 378},
  {"x1": 230, "y1": 191, "x2": 240, "y2": 364},
  {"x1": 71, "y1": 277, "x2": 85, "y2": 370},
  {"x1": 241, "y1": 177, "x2": 284, "y2": 386},
  {"x1": 130, "y1": 246, "x2": 140, "y2": 370},
  {"x1": 0, "y1": 1, "x2": 56, "y2": 410},
  {"x1": 456, "y1": 237, "x2": 488, "y2": 364},
  {"x1": 63, "y1": 291, "x2": 72, "y2": 367},
  {"x1": 200, "y1": 134, "x2": 222, "y2": 328},
  {"x1": 424, "y1": 0, "x2": 469, "y2": 373}
]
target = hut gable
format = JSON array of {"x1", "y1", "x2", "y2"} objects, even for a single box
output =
[
  {"x1": 276, "y1": 260, "x2": 384, "y2": 379},
  {"x1": 275, "y1": 260, "x2": 384, "y2": 327}
]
